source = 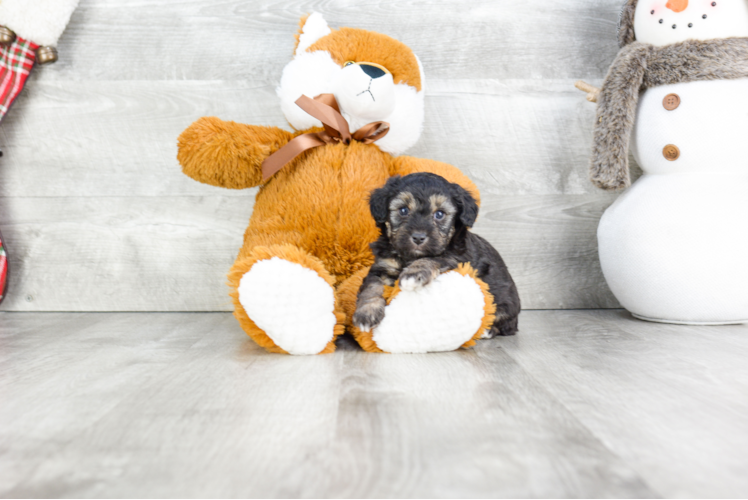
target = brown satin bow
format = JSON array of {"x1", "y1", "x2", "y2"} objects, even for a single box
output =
[{"x1": 261, "y1": 94, "x2": 390, "y2": 181}]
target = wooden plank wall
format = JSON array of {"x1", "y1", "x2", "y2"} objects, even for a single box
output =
[{"x1": 0, "y1": 0, "x2": 634, "y2": 312}]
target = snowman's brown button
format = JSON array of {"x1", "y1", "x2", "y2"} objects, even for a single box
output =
[
  {"x1": 663, "y1": 93, "x2": 681, "y2": 110},
  {"x1": 663, "y1": 144, "x2": 680, "y2": 161}
]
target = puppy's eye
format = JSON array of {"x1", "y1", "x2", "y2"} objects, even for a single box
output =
[
  {"x1": 344, "y1": 61, "x2": 355, "y2": 67},
  {"x1": 434, "y1": 210, "x2": 445, "y2": 220},
  {"x1": 399, "y1": 207, "x2": 409, "y2": 216}
]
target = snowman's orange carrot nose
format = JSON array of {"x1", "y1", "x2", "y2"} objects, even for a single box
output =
[{"x1": 666, "y1": 0, "x2": 688, "y2": 12}]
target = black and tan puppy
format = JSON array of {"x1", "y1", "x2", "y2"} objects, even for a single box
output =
[{"x1": 353, "y1": 172, "x2": 520, "y2": 338}]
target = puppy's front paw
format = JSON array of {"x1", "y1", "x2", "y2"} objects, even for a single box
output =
[
  {"x1": 353, "y1": 301, "x2": 386, "y2": 332},
  {"x1": 399, "y1": 265, "x2": 438, "y2": 291}
]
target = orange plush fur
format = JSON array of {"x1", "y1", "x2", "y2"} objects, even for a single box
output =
[
  {"x1": 293, "y1": 15, "x2": 422, "y2": 92},
  {"x1": 177, "y1": 15, "x2": 483, "y2": 354}
]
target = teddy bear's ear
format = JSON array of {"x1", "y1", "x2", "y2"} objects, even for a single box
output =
[{"x1": 294, "y1": 12, "x2": 332, "y2": 55}]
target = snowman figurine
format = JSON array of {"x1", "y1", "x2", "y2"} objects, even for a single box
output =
[{"x1": 577, "y1": 0, "x2": 748, "y2": 324}]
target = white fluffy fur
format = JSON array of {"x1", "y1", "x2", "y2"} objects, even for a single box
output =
[
  {"x1": 334, "y1": 65, "x2": 396, "y2": 122},
  {"x1": 634, "y1": 0, "x2": 748, "y2": 46},
  {"x1": 276, "y1": 13, "x2": 425, "y2": 155},
  {"x1": 278, "y1": 51, "x2": 342, "y2": 131},
  {"x1": 345, "y1": 81, "x2": 425, "y2": 156},
  {"x1": 237, "y1": 257, "x2": 337, "y2": 355},
  {"x1": 295, "y1": 12, "x2": 331, "y2": 55},
  {"x1": 372, "y1": 272, "x2": 487, "y2": 354},
  {"x1": 0, "y1": 0, "x2": 79, "y2": 46}
]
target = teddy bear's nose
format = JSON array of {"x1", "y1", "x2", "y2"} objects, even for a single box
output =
[
  {"x1": 360, "y1": 63, "x2": 386, "y2": 79},
  {"x1": 666, "y1": 0, "x2": 688, "y2": 12}
]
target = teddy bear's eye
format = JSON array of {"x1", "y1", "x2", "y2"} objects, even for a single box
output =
[
  {"x1": 434, "y1": 210, "x2": 445, "y2": 220},
  {"x1": 399, "y1": 207, "x2": 409, "y2": 216},
  {"x1": 344, "y1": 61, "x2": 355, "y2": 67}
]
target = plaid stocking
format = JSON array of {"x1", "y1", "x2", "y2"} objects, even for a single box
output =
[
  {"x1": 0, "y1": 35, "x2": 37, "y2": 121},
  {"x1": 0, "y1": 231, "x2": 7, "y2": 304},
  {"x1": 1, "y1": 1, "x2": 78, "y2": 305},
  {"x1": 0, "y1": 37, "x2": 35, "y2": 303}
]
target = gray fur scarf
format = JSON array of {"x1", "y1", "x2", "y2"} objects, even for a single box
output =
[{"x1": 591, "y1": 37, "x2": 748, "y2": 190}]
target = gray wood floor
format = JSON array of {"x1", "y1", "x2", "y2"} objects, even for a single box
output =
[{"x1": 2, "y1": 310, "x2": 747, "y2": 498}]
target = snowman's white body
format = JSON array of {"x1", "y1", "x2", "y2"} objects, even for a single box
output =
[
  {"x1": 598, "y1": 75, "x2": 748, "y2": 324},
  {"x1": 596, "y1": 0, "x2": 748, "y2": 324}
]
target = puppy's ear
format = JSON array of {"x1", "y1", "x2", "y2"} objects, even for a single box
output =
[
  {"x1": 450, "y1": 183, "x2": 479, "y2": 228},
  {"x1": 370, "y1": 176, "x2": 402, "y2": 224}
]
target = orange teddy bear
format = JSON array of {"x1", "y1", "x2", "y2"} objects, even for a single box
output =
[{"x1": 177, "y1": 13, "x2": 496, "y2": 354}]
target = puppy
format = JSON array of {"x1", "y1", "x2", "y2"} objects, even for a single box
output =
[{"x1": 353, "y1": 173, "x2": 520, "y2": 338}]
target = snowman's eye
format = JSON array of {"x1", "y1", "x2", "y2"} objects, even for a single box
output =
[{"x1": 344, "y1": 61, "x2": 355, "y2": 67}]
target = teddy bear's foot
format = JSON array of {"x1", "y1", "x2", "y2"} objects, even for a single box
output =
[
  {"x1": 237, "y1": 257, "x2": 337, "y2": 355},
  {"x1": 229, "y1": 246, "x2": 344, "y2": 355},
  {"x1": 366, "y1": 265, "x2": 496, "y2": 354}
]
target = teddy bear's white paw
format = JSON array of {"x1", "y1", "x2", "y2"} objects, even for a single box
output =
[
  {"x1": 372, "y1": 271, "x2": 487, "y2": 354},
  {"x1": 237, "y1": 257, "x2": 337, "y2": 355}
]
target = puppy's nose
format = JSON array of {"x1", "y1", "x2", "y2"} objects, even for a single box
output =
[
  {"x1": 360, "y1": 63, "x2": 386, "y2": 79},
  {"x1": 411, "y1": 233, "x2": 428, "y2": 246}
]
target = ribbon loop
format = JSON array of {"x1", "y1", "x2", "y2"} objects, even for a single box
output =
[
  {"x1": 261, "y1": 94, "x2": 390, "y2": 181},
  {"x1": 296, "y1": 94, "x2": 351, "y2": 143},
  {"x1": 352, "y1": 122, "x2": 389, "y2": 144}
]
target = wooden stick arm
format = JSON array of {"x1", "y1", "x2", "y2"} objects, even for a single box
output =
[{"x1": 575, "y1": 80, "x2": 601, "y2": 103}]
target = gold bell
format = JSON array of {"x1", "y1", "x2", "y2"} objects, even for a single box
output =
[
  {"x1": 35, "y1": 46, "x2": 58, "y2": 65},
  {"x1": 0, "y1": 26, "x2": 16, "y2": 46}
]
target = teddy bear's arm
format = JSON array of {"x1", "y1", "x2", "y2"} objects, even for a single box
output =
[
  {"x1": 390, "y1": 156, "x2": 481, "y2": 207},
  {"x1": 177, "y1": 117, "x2": 295, "y2": 189}
]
